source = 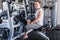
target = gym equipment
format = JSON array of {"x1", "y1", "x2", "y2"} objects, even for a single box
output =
[
  {"x1": 0, "y1": 0, "x2": 58, "y2": 40},
  {"x1": 51, "y1": 1, "x2": 58, "y2": 27},
  {"x1": 13, "y1": 29, "x2": 33, "y2": 40},
  {"x1": 43, "y1": 0, "x2": 58, "y2": 28},
  {"x1": 0, "y1": 1, "x2": 21, "y2": 40}
]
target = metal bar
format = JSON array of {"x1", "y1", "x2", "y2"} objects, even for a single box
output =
[
  {"x1": 13, "y1": 29, "x2": 33, "y2": 40},
  {"x1": 38, "y1": 32, "x2": 49, "y2": 40},
  {"x1": 23, "y1": 0, "x2": 27, "y2": 19}
]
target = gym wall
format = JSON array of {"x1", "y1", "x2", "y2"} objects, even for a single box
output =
[{"x1": 57, "y1": 0, "x2": 60, "y2": 26}]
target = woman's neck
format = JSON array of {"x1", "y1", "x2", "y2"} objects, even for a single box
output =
[{"x1": 36, "y1": 8, "x2": 41, "y2": 10}]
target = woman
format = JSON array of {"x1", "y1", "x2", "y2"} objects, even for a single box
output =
[{"x1": 24, "y1": 0, "x2": 44, "y2": 39}]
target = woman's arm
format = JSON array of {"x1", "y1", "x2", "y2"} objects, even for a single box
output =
[{"x1": 31, "y1": 11, "x2": 42, "y2": 24}]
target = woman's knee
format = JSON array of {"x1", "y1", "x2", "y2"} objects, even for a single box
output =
[{"x1": 27, "y1": 20, "x2": 31, "y2": 24}]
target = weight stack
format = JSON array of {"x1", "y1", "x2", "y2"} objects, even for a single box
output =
[{"x1": 0, "y1": 28, "x2": 10, "y2": 40}]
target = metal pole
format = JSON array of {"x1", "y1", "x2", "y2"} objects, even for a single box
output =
[
  {"x1": 23, "y1": 0, "x2": 27, "y2": 19},
  {"x1": 38, "y1": 32, "x2": 49, "y2": 40},
  {"x1": 13, "y1": 29, "x2": 33, "y2": 40},
  {"x1": 52, "y1": 1, "x2": 58, "y2": 27},
  {"x1": 3, "y1": 2, "x2": 14, "y2": 40}
]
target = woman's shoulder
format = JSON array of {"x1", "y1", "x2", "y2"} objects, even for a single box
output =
[
  {"x1": 38, "y1": 8, "x2": 44, "y2": 14},
  {"x1": 40, "y1": 8, "x2": 43, "y2": 11},
  {"x1": 38, "y1": 8, "x2": 44, "y2": 12}
]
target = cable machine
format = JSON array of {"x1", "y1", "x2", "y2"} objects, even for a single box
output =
[{"x1": 43, "y1": 0, "x2": 58, "y2": 28}]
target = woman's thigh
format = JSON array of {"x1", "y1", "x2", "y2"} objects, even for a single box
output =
[{"x1": 25, "y1": 24, "x2": 40, "y2": 30}]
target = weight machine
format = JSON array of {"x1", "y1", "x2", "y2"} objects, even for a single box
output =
[
  {"x1": 43, "y1": 0, "x2": 58, "y2": 28},
  {"x1": 0, "y1": 0, "x2": 58, "y2": 40},
  {"x1": 0, "y1": 0, "x2": 29, "y2": 40}
]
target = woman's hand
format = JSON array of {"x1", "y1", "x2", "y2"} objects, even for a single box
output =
[{"x1": 31, "y1": 21, "x2": 37, "y2": 24}]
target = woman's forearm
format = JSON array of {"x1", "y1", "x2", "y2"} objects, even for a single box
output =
[{"x1": 31, "y1": 11, "x2": 42, "y2": 24}]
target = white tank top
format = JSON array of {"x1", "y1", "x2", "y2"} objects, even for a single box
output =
[{"x1": 35, "y1": 8, "x2": 44, "y2": 26}]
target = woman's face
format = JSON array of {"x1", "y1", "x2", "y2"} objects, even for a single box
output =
[{"x1": 34, "y1": 2, "x2": 41, "y2": 9}]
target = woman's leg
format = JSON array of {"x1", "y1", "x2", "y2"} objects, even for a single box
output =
[
  {"x1": 24, "y1": 24, "x2": 40, "y2": 39},
  {"x1": 24, "y1": 20, "x2": 31, "y2": 39},
  {"x1": 25, "y1": 24, "x2": 40, "y2": 30}
]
